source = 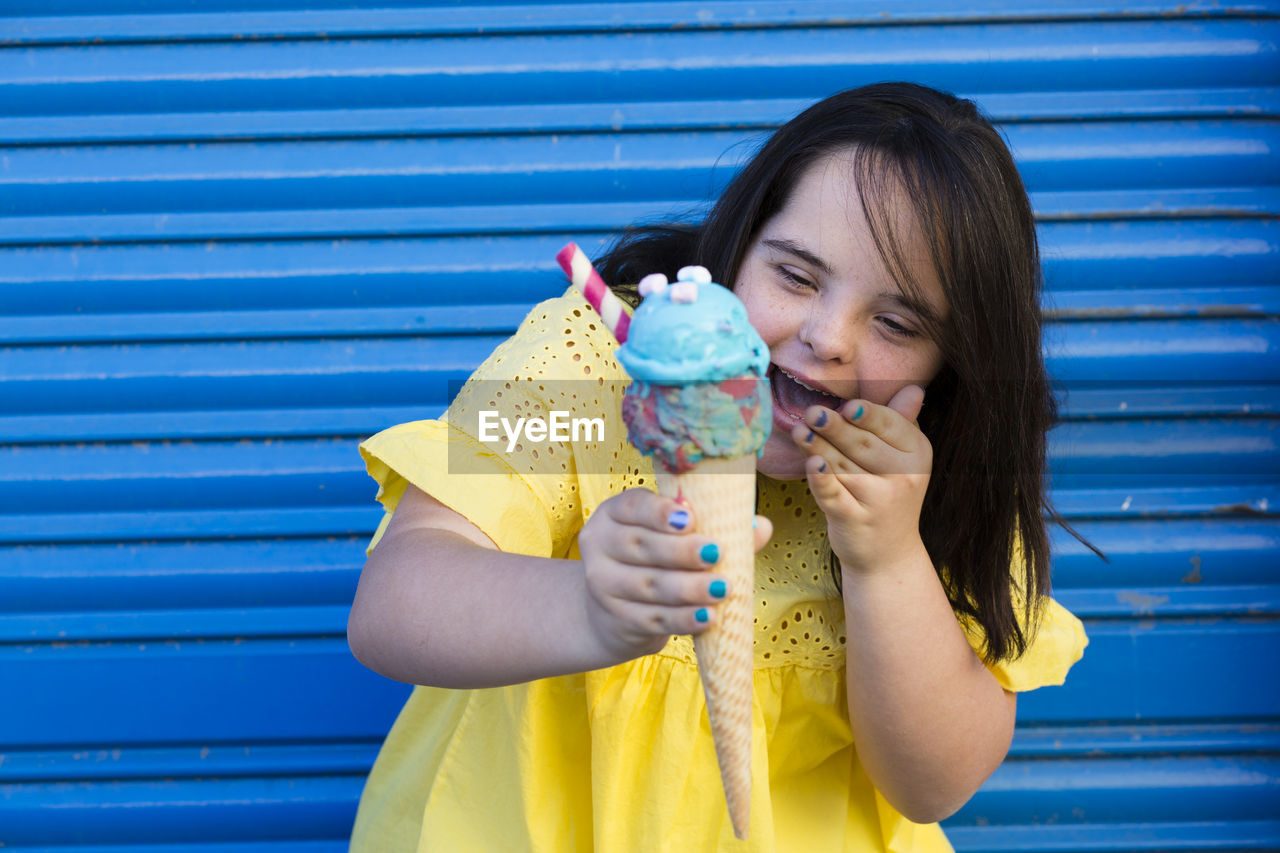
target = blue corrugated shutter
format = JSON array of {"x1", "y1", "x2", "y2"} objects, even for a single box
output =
[{"x1": 2, "y1": 2, "x2": 1276, "y2": 849}]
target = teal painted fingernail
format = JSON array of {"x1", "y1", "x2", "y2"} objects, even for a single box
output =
[
  {"x1": 668, "y1": 509, "x2": 690, "y2": 530},
  {"x1": 853, "y1": 404, "x2": 864, "y2": 420},
  {"x1": 709, "y1": 579, "x2": 727, "y2": 598},
  {"x1": 752, "y1": 517, "x2": 758, "y2": 529},
  {"x1": 695, "y1": 607, "x2": 710, "y2": 623},
  {"x1": 700, "y1": 543, "x2": 720, "y2": 564}
]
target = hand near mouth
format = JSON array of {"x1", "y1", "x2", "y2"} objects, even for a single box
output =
[{"x1": 790, "y1": 385, "x2": 933, "y2": 573}]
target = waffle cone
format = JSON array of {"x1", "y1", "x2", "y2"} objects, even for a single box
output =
[{"x1": 654, "y1": 454, "x2": 755, "y2": 840}]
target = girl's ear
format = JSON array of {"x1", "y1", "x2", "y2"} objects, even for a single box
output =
[{"x1": 887, "y1": 384, "x2": 926, "y2": 423}]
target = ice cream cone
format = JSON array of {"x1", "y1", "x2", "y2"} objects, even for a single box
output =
[
  {"x1": 654, "y1": 454, "x2": 755, "y2": 840},
  {"x1": 569, "y1": 255, "x2": 769, "y2": 840}
]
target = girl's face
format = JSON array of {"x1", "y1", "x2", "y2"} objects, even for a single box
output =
[{"x1": 734, "y1": 152, "x2": 950, "y2": 480}]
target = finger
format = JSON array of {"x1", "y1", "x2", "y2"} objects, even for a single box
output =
[
  {"x1": 807, "y1": 433, "x2": 873, "y2": 482},
  {"x1": 599, "y1": 523, "x2": 725, "y2": 571},
  {"x1": 833, "y1": 397, "x2": 920, "y2": 455},
  {"x1": 886, "y1": 384, "x2": 926, "y2": 422},
  {"x1": 752, "y1": 514, "x2": 773, "y2": 552},
  {"x1": 804, "y1": 452, "x2": 858, "y2": 512},
  {"x1": 794, "y1": 411, "x2": 889, "y2": 476},
  {"x1": 604, "y1": 487, "x2": 696, "y2": 534},
  {"x1": 612, "y1": 599, "x2": 718, "y2": 637},
  {"x1": 607, "y1": 564, "x2": 731, "y2": 607}
]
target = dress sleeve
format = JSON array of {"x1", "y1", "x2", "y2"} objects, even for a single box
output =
[
  {"x1": 359, "y1": 288, "x2": 650, "y2": 559},
  {"x1": 359, "y1": 419, "x2": 556, "y2": 556},
  {"x1": 959, "y1": 597, "x2": 1088, "y2": 693}
]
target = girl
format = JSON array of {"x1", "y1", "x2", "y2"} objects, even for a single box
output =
[{"x1": 347, "y1": 82, "x2": 1087, "y2": 851}]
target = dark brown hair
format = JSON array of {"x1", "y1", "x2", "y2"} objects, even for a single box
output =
[{"x1": 598, "y1": 82, "x2": 1090, "y2": 662}]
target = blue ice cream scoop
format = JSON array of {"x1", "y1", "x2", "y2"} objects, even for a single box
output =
[
  {"x1": 615, "y1": 266, "x2": 772, "y2": 473},
  {"x1": 614, "y1": 267, "x2": 770, "y2": 385}
]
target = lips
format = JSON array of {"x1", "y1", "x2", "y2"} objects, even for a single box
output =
[{"x1": 769, "y1": 365, "x2": 846, "y2": 421}]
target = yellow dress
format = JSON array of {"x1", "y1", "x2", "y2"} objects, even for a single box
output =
[{"x1": 349, "y1": 289, "x2": 1088, "y2": 852}]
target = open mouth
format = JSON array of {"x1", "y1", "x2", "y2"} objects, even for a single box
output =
[{"x1": 769, "y1": 364, "x2": 846, "y2": 422}]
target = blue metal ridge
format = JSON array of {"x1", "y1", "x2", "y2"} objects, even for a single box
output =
[
  {"x1": 0, "y1": 303, "x2": 541, "y2": 345},
  {"x1": 0, "y1": 232, "x2": 607, "y2": 311},
  {"x1": 1054, "y1": 384, "x2": 1280, "y2": 419},
  {"x1": 0, "y1": 605, "x2": 356, "y2": 643},
  {"x1": 0, "y1": 335, "x2": 503, "y2": 414},
  {"x1": 0, "y1": 195, "x2": 1272, "y2": 249},
  {"x1": 1030, "y1": 188, "x2": 1280, "y2": 220},
  {"x1": 5, "y1": 587, "x2": 1275, "y2": 644},
  {"x1": 3, "y1": 521, "x2": 1275, "y2": 612},
  {"x1": 1045, "y1": 318, "x2": 1280, "y2": 383},
  {"x1": 0, "y1": 89, "x2": 1275, "y2": 148},
  {"x1": 1, "y1": 20, "x2": 1272, "y2": 119},
  {"x1": 2, "y1": 637, "x2": 412, "y2": 753},
  {"x1": 0, "y1": 844, "x2": 349, "y2": 853},
  {"x1": 1, "y1": 417, "x2": 1272, "y2": 487},
  {"x1": 0, "y1": 774, "x2": 365, "y2": 844},
  {"x1": 0, "y1": 421, "x2": 1273, "y2": 504},
  {"x1": 1045, "y1": 286, "x2": 1280, "y2": 320},
  {"x1": 3, "y1": 289, "x2": 1275, "y2": 346},
  {"x1": 3, "y1": 2, "x2": 1276, "y2": 47},
  {"x1": 13, "y1": 319, "x2": 1266, "y2": 398},
  {"x1": 0, "y1": 406, "x2": 445, "y2": 445},
  {"x1": 0, "y1": 741, "x2": 382, "y2": 784},
  {"x1": 0, "y1": 202, "x2": 681, "y2": 247},
  {"x1": 0, "y1": 488, "x2": 1274, "y2": 545},
  {"x1": 0, "y1": 388, "x2": 1273, "y2": 444},
  {"x1": 0, "y1": 100, "x2": 800, "y2": 148},
  {"x1": 8, "y1": 518, "x2": 1273, "y2": 597},
  {"x1": 943, "y1": 819, "x2": 1280, "y2": 850},
  {"x1": 1051, "y1": 484, "x2": 1278, "y2": 518},
  {"x1": 0, "y1": 123, "x2": 1270, "y2": 217},
  {"x1": 0, "y1": 507, "x2": 382, "y2": 544},
  {"x1": 0, "y1": 537, "x2": 365, "y2": 611},
  {"x1": 1048, "y1": 418, "x2": 1280, "y2": 476},
  {"x1": 1054, "y1": 584, "x2": 1280, "y2": 617},
  {"x1": 1051, "y1": 517, "x2": 1280, "y2": 585},
  {"x1": 1, "y1": 220, "x2": 1269, "y2": 312},
  {"x1": 1008, "y1": 721, "x2": 1280, "y2": 757},
  {"x1": 0, "y1": 724, "x2": 1274, "y2": 784},
  {"x1": 956, "y1": 754, "x2": 1280, "y2": 822}
]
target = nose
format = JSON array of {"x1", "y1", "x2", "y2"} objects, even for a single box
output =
[{"x1": 799, "y1": 300, "x2": 859, "y2": 364}]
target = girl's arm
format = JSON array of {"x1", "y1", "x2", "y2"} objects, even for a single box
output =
[
  {"x1": 347, "y1": 484, "x2": 767, "y2": 689},
  {"x1": 839, "y1": 544, "x2": 1015, "y2": 824},
  {"x1": 795, "y1": 386, "x2": 1015, "y2": 824}
]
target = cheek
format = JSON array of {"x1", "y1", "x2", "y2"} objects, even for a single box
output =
[
  {"x1": 736, "y1": 282, "x2": 789, "y2": 351},
  {"x1": 748, "y1": 314, "x2": 785, "y2": 351},
  {"x1": 859, "y1": 345, "x2": 946, "y2": 404}
]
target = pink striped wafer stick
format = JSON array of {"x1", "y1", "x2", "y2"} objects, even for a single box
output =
[{"x1": 556, "y1": 242, "x2": 630, "y2": 343}]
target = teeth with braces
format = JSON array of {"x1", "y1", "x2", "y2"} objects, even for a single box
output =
[{"x1": 778, "y1": 367, "x2": 830, "y2": 396}]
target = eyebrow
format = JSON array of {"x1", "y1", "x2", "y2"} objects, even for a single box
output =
[
  {"x1": 761, "y1": 238, "x2": 833, "y2": 276},
  {"x1": 885, "y1": 290, "x2": 950, "y2": 335},
  {"x1": 882, "y1": 291, "x2": 932, "y2": 321}
]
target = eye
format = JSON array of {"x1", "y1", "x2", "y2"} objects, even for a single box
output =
[
  {"x1": 775, "y1": 265, "x2": 815, "y2": 291},
  {"x1": 879, "y1": 316, "x2": 919, "y2": 339}
]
